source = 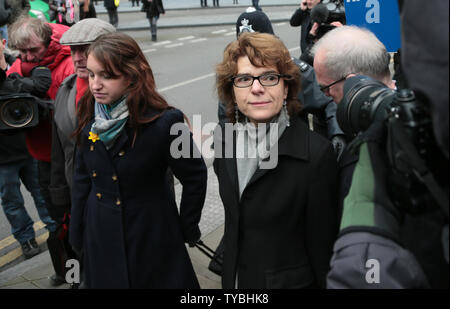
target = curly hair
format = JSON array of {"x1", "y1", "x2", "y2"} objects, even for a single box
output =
[{"x1": 216, "y1": 32, "x2": 301, "y2": 123}]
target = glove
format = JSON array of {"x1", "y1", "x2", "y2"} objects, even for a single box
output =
[
  {"x1": 331, "y1": 135, "x2": 346, "y2": 161},
  {"x1": 339, "y1": 121, "x2": 403, "y2": 242},
  {"x1": 30, "y1": 66, "x2": 52, "y2": 96},
  {"x1": 57, "y1": 7, "x2": 65, "y2": 12}
]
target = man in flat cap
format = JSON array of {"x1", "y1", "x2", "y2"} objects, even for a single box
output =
[{"x1": 46, "y1": 18, "x2": 115, "y2": 287}]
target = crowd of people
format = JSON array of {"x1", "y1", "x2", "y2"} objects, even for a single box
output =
[{"x1": 0, "y1": 0, "x2": 447, "y2": 289}]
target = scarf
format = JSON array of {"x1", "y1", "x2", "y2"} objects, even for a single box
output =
[
  {"x1": 236, "y1": 108, "x2": 290, "y2": 199},
  {"x1": 90, "y1": 96, "x2": 129, "y2": 150}
]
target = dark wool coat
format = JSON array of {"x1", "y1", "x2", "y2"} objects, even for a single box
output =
[
  {"x1": 69, "y1": 108, "x2": 207, "y2": 288},
  {"x1": 143, "y1": 0, "x2": 164, "y2": 18},
  {"x1": 213, "y1": 115, "x2": 340, "y2": 289}
]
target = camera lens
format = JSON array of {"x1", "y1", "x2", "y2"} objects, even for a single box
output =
[
  {"x1": 0, "y1": 99, "x2": 35, "y2": 128},
  {"x1": 337, "y1": 75, "x2": 395, "y2": 138}
]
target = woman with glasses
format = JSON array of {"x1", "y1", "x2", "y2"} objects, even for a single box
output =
[
  {"x1": 214, "y1": 32, "x2": 339, "y2": 289},
  {"x1": 70, "y1": 32, "x2": 207, "y2": 288}
]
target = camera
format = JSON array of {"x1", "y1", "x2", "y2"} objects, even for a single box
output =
[
  {"x1": 315, "y1": 0, "x2": 346, "y2": 40},
  {"x1": 337, "y1": 75, "x2": 448, "y2": 215},
  {"x1": 0, "y1": 93, "x2": 40, "y2": 130}
]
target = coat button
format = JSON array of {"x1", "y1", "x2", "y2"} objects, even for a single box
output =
[
  {"x1": 92, "y1": 171, "x2": 97, "y2": 178},
  {"x1": 112, "y1": 175, "x2": 118, "y2": 181},
  {"x1": 119, "y1": 150, "x2": 125, "y2": 156},
  {"x1": 96, "y1": 193, "x2": 102, "y2": 200},
  {"x1": 90, "y1": 145, "x2": 94, "y2": 151},
  {"x1": 116, "y1": 198, "x2": 121, "y2": 206}
]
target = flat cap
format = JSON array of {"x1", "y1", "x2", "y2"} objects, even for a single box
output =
[{"x1": 60, "y1": 18, "x2": 116, "y2": 46}]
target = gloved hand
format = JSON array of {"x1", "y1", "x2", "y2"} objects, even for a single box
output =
[
  {"x1": 30, "y1": 66, "x2": 52, "y2": 96},
  {"x1": 339, "y1": 121, "x2": 403, "y2": 241},
  {"x1": 188, "y1": 235, "x2": 201, "y2": 248},
  {"x1": 57, "y1": 7, "x2": 65, "y2": 13},
  {"x1": 331, "y1": 135, "x2": 346, "y2": 161}
]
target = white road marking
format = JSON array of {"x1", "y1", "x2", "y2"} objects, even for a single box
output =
[
  {"x1": 212, "y1": 29, "x2": 227, "y2": 34},
  {"x1": 178, "y1": 36, "x2": 196, "y2": 41},
  {"x1": 143, "y1": 48, "x2": 157, "y2": 53},
  {"x1": 152, "y1": 40, "x2": 172, "y2": 46},
  {"x1": 158, "y1": 46, "x2": 299, "y2": 93},
  {"x1": 275, "y1": 22, "x2": 287, "y2": 26},
  {"x1": 190, "y1": 38, "x2": 208, "y2": 43},
  {"x1": 224, "y1": 32, "x2": 235, "y2": 36},
  {"x1": 165, "y1": 43, "x2": 184, "y2": 48},
  {"x1": 158, "y1": 73, "x2": 215, "y2": 93}
]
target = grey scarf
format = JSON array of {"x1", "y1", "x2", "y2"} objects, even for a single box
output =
[{"x1": 236, "y1": 108, "x2": 290, "y2": 199}]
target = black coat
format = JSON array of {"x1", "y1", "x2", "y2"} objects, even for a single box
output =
[
  {"x1": 143, "y1": 0, "x2": 164, "y2": 18},
  {"x1": 290, "y1": 8, "x2": 312, "y2": 54},
  {"x1": 213, "y1": 115, "x2": 340, "y2": 289},
  {"x1": 69, "y1": 108, "x2": 207, "y2": 288}
]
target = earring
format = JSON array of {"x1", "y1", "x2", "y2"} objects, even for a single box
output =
[
  {"x1": 235, "y1": 104, "x2": 239, "y2": 123},
  {"x1": 283, "y1": 100, "x2": 290, "y2": 127}
]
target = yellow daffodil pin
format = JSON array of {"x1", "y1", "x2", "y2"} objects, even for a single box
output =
[{"x1": 89, "y1": 131, "x2": 99, "y2": 143}]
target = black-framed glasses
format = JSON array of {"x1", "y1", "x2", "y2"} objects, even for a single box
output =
[
  {"x1": 319, "y1": 76, "x2": 347, "y2": 93},
  {"x1": 231, "y1": 73, "x2": 289, "y2": 88}
]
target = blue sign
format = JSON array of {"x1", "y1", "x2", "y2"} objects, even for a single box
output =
[{"x1": 344, "y1": 0, "x2": 401, "y2": 52}]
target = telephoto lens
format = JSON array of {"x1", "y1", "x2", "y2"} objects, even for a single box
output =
[{"x1": 337, "y1": 75, "x2": 395, "y2": 138}]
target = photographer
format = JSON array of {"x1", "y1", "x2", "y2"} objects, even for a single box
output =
[
  {"x1": 0, "y1": 32, "x2": 56, "y2": 260},
  {"x1": 312, "y1": 25, "x2": 395, "y2": 217},
  {"x1": 325, "y1": 0, "x2": 449, "y2": 288},
  {"x1": 290, "y1": 0, "x2": 345, "y2": 66},
  {"x1": 7, "y1": 15, "x2": 74, "y2": 285}
]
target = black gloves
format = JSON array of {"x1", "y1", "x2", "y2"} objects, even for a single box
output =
[
  {"x1": 30, "y1": 66, "x2": 52, "y2": 96},
  {"x1": 4, "y1": 66, "x2": 52, "y2": 97}
]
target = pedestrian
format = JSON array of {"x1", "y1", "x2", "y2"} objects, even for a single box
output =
[
  {"x1": 79, "y1": 0, "x2": 97, "y2": 20},
  {"x1": 142, "y1": 0, "x2": 164, "y2": 42},
  {"x1": 0, "y1": 0, "x2": 11, "y2": 46},
  {"x1": 200, "y1": 0, "x2": 207, "y2": 8},
  {"x1": 7, "y1": 15, "x2": 75, "y2": 286},
  {"x1": 69, "y1": 32, "x2": 207, "y2": 288},
  {"x1": 252, "y1": 0, "x2": 261, "y2": 11},
  {"x1": 290, "y1": 0, "x2": 322, "y2": 65},
  {"x1": 214, "y1": 32, "x2": 339, "y2": 288},
  {"x1": 1, "y1": 34, "x2": 57, "y2": 261},
  {"x1": 48, "y1": 0, "x2": 78, "y2": 26},
  {"x1": 213, "y1": 0, "x2": 219, "y2": 7},
  {"x1": 48, "y1": 18, "x2": 116, "y2": 288},
  {"x1": 103, "y1": 0, "x2": 118, "y2": 27}
]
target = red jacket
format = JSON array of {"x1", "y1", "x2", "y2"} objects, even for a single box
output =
[{"x1": 7, "y1": 23, "x2": 74, "y2": 162}]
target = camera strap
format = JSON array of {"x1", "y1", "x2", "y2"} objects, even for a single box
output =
[{"x1": 389, "y1": 119, "x2": 449, "y2": 219}]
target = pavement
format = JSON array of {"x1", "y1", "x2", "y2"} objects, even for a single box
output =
[{"x1": 0, "y1": 1, "x2": 300, "y2": 289}]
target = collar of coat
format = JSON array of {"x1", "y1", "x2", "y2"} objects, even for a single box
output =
[
  {"x1": 215, "y1": 114, "x2": 310, "y2": 162},
  {"x1": 81, "y1": 107, "x2": 169, "y2": 157},
  {"x1": 214, "y1": 115, "x2": 311, "y2": 195}
]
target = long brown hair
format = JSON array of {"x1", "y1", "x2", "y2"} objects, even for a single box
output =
[
  {"x1": 74, "y1": 32, "x2": 170, "y2": 139},
  {"x1": 216, "y1": 32, "x2": 301, "y2": 123}
]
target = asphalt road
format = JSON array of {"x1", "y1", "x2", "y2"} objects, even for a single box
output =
[{"x1": 0, "y1": 7, "x2": 302, "y2": 267}]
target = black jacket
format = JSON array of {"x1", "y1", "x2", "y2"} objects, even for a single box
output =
[
  {"x1": 213, "y1": 115, "x2": 340, "y2": 288},
  {"x1": 290, "y1": 8, "x2": 313, "y2": 54},
  {"x1": 143, "y1": 0, "x2": 164, "y2": 18},
  {"x1": 70, "y1": 108, "x2": 207, "y2": 288}
]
